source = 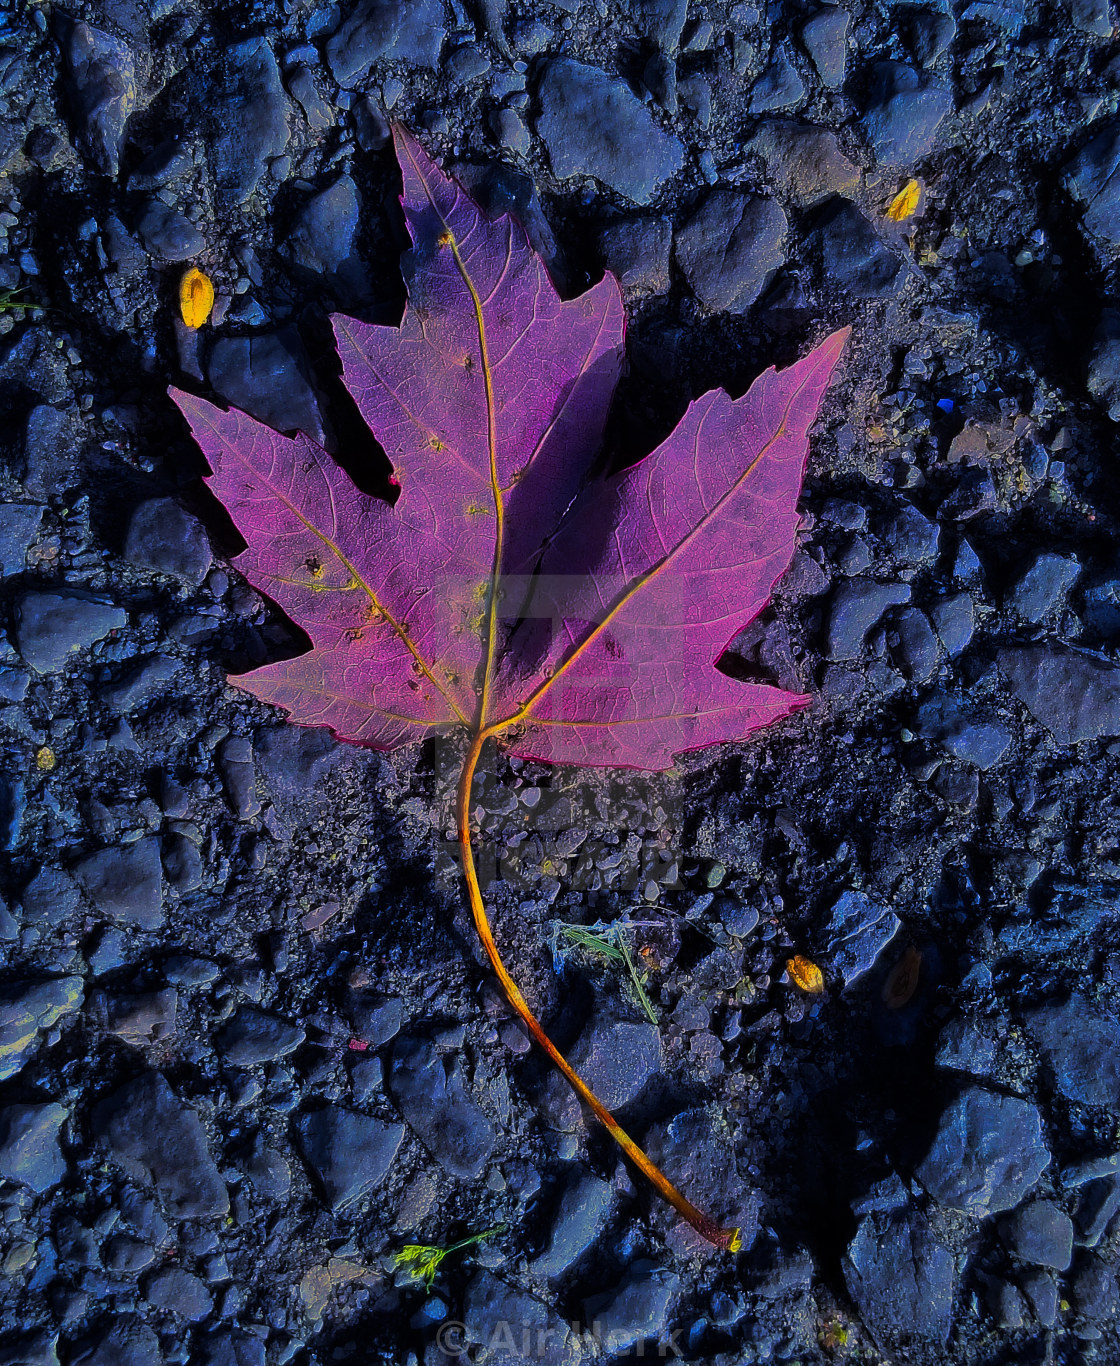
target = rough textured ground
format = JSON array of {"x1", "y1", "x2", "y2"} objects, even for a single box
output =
[{"x1": 2, "y1": 0, "x2": 1120, "y2": 1362}]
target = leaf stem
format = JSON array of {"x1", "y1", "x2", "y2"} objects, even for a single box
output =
[{"x1": 456, "y1": 729, "x2": 741, "y2": 1252}]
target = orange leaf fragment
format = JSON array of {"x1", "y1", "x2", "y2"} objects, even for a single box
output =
[
  {"x1": 887, "y1": 179, "x2": 921, "y2": 222},
  {"x1": 179, "y1": 267, "x2": 214, "y2": 328},
  {"x1": 787, "y1": 954, "x2": 824, "y2": 994}
]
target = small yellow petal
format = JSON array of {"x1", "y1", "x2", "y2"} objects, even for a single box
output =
[
  {"x1": 787, "y1": 954, "x2": 824, "y2": 994},
  {"x1": 179, "y1": 267, "x2": 215, "y2": 329},
  {"x1": 887, "y1": 179, "x2": 922, "y2": 222},
  {"x1": 35, "y1": 745, "x2": 55, "y2": 771}
]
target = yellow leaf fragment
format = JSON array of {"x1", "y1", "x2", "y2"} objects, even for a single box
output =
[
  {"x1": 179, "y1": 267, "x2": 214, "y2": 329},
  {"x1": 882, "y1": 946, "x2": 922, "y2": 1008},
  {"x1": 787, "y1": 954, "x2": 824, "y2": 994},
  {"x1": 35, "y1": 746, "x2": 55, "y2": 772},
  {"x1": 887, "y1": 179, "x2": 922, "y2": 222}
]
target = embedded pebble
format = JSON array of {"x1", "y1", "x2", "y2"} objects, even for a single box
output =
[
  {"x1": 537, "y1": 59, "x2": 685, "y2": 205},
  {"x1": 73, "y1": 837, "x2": 165, "y2": 930},
  {"x1": 15, "y1": 591, "x2": 126, "y2": 673},
  {"x1": 999, "y1": 646, "x2": 1120, "y2": 744},
  {"x1": 389, "y1": 1035, "x2": 496, "y2": 1179},
  {"x1": 293, "y1": 1104, "x2": 404, "y2": 1209},
  {"x1": 124, "y1": 498, "x2": 212, "y2": 586},
  {"x1": 916, "y1": 1087, "x2": 1050, "y2": 1213},
  {"x1": 674, "y1": 191, "x2": 787, "y2": 313},
  {"x1": 822, "y1": 890, "x2": 901, "y2": 987}
]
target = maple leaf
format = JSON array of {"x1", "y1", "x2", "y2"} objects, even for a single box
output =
[{"x1": 171, "y1": 125, "x2": 847, "y2": 1251}]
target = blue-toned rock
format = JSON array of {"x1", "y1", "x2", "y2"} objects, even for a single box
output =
[
  {"x1": 73, "y1": 836, "x2": 164, "y2": 930},
  {"x1": 283, "y1": 173, "x2": 367, "y2": 294},
  {"x1": 928, "y1": 593, "x2": 974, "y2": 655},
  {"x1": 92, "y1": 1071, "x2": 229, "y2": 1218},
  {"x1": 217, "y1": 1008, "x2": 304, "y2": 1066},
  {"x1": 326, "y1": 0, "x2": 446, "y2": 85},
  {"x1": 1088, "y1": 309, "x2": 1120, "y2": 420},
  {"x1": 462, "y1": 1271, "x2": 581, "y2": 1365},
  {"x1": 210, "y1": 38, "x2": 292, "y2": 205},
  {"x1": 674, "y1": 191, "x2": 787, "y2": 313},
  {"x1": 207, "y1": 327, "x2": 325, "y2": 446},
  {"x1": 0, "y1": 1102, "x2": 67, "y2": 1192},
  {"x1": 999, "y1": 645, "x2": 1120, "y2": 744},
  {"x1": 1064, "y1": 122, "x2": 1120, "y2": 255},
  {"x1": 60, "y1": 18, "x2": 139, "y2": 178},
  {"x1": 0, "y1": 776, "x2": 24, "y2": 851},
  {"x1": 135, "y1": 199, "x2": 204, "y2": 262},
  {"x1": 893, "y1": 608, "x2": 939, "y2": 682},
  {"x1": 746, "y1": 122, "x2": 859, "y2": 209},
  {"x1": 800, "y1": 8, "x2": 849, "y2": 87},
  {"x1": 1025, "y1": 995, "x2": 1120, "y2": 1109},
  {"x1": 844, "y1": 1207, "x2": 955, "y2": 1343},
  {"x1": 1007, "y1": 553, "x2": 1080, "y2": 622},
  {"x1": 584, "y1": 1263, "x2": 681, "y2": 1355},
  {"x1": 0, "y1": 503, "x2": 42, "y2": 576},
  {"x1": 293, "y1": 1104, "x2": 404, "y2": 1209},
  {"x1": 567, "y1": 1011, "x2": 662, "y2": 1109},
  {"x1": 532, "y1": 1170, "x2": 614, "y2": 1278},
  {"x1": 125, "y1": 498, "x2": 211, "y2": 586},
  {"x1": 15, "y1": 591, "x2": 126, "y2": 673},
  {"x1": 826, "y1": 579, "x2": 910, "y2": 660},
  {"x1": 915, "y1": 693, "x2": 1011, "y2": 770},
  {"x1": 389, "y1": 1035, "x2": 495, "y2": 1179},
  {"x1": 749, "y1": 48, "x2": 806, "y2": 114},
  {"x1": 600, "y1": 217, "x2": 672, "y2": 295},
  {"x1": 822, "y1": 890, "x2": 901, "y2": 987},
  {"x1": 998, "y1": 1201, "x2": 1073, "y2": 1270},
  {"x1": 916, "y1": 1087, "x2": 1049, "y2": 1213},
  {"x1": 861, "y1": 63, "x2": 952, "y2": 167},
  {"x1": 810, "y1": 198, "x2": 909, "y2": 298},
  {"x1": 145, "y1": 1266, "x2": 213, "y2": 1321},
  {"x1": 537, "y1": 59, "x2": 685, "y2": 205}
]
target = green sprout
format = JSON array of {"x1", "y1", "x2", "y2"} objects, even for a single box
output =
[
  {"x1": 550, "y1": 917, "x2": 659, "y2": 1024},
  {"x1": 392, "y1": 1226, "x2": 504, "y2": 1292},
  {"x1": 0, "y1": 288, "x2": 40, "y2": 315}
]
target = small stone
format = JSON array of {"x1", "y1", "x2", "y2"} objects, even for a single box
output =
[
  {"x1": 908, "y1": 10, "x2": 957, "y2": 65},
  {"x1": 845, "y1": 1208, "x2": 956, "y2": 1344},
  {"x1": 999, "y1": 645, "x2": 1120, "y2": 744},
  {"x1": 293, "y1": 1104, "x2": 404, "y2": 1209},
  {"x1": 916, "y1": 1087, "x2": 1049, "y2": 1214},
  {"x1": 1024, "y1": 995, "x2": 1120, "y2": 1109},
  {"x1": 599, "y1": 217, "x2": 672, "y2": 295},
  {"x1": 914, "y1": 694, "x2": 1012, "y2": 770},
  {"x1": 1007, "y1": 553, "x2": 1081, "y2": 622},
  {"x1": 1064, "y1": 121, "x2": 1120, "y2": 256},
  {"x1": 92, "y1": 988, "x2": 178, "y2": 1045},
  {"x1": 125, "y1": 498, "x2": 212, "y2": 586},
  {"x1": 15, "y1": 591, "x2": 126, "y2": 673},
  {"x1": 145, "y1": 1267, "x2": 213, "y2": 1321},
  {"x1": 68, "y1": 1318, "x2": 162, "y2": 1366},
  {"x1": 0, "y1": 1103, "x2": 68, "y2": 1192},
  {"x1": 92, "y1": 1072, "x2": 229, "y2": 1219},
  {"x1": 826, "y1": 579, "x2": 911, "y2": 660},
  {"x1": 822, "y1": 890, "x2": 901, "y2": 987},
  {"x1": 800, "y1": 7, "x2": 849, "y2": 87},
  {"x1": 810, "y1": 197, "x2": 909, "y2": 298},
  {"x1": 0, "y1": 977, "x2": 84, "y2": 1082},
  {"x1": 1072, "y1": 1255, "x2": 1119, "y2": 1323},
  {"x1": 207, "y1": 327, "x2": 325, "y2": 447},
  {"x1": 161, "y1": 834, "x2": 203, "y2": 893},
  {"x1": 746, "y1": 122, "x2": 859, "y2": 208},
  {"x1": 463, "y1": 1271, "x2": 581, "y2": 1365},
  {"x1": 243, "y1": 1139, "x2": 291, "y2": 1201},
  {"x1": 881, "y1": 502, "x2": 940, "y2": 567},
  {"x1": 567, "y1": 1012, "x2": 662, "y2": 1110},
  {"x1": 326, "y1": 0, "x2": 446, "y2": 85},
  {"x1": 675, "y1": 191, "x2": 787, "y2": 313},
  {"x1": 217, "y1": 1008, "x2": 305, "y2": 1066},
  {"x1": 389, "y1": 1036, "x2": 495, "y2": 1179},
  {"x1": 861, "y1": 63, "x2": 952, "y2": 167},
  {"x1": 536, "y1": 59, "x2": 685, "y2": 205},
  {"x1": 284, "y1": 174, "x2": 365, "y2": 293},
  {"x1": 532, "y1": 1171, "x2": 614, "y2": 1278},
  {"x1": 928, "y1": 593, "x2": 974, "y2": 655},
  {"x1": 634, "y1": 0, "x2": 688, "y2": 49},
  {"x1": 104, "y1": 1234, "x2": 158, "y2": 1274},
  {"x1": 584, "y1": 1264, "x2": 681, "y2": 1354},
  {"x1": 998, "y1": 1201, "x2": 1074, "y2": 1270},
  {"x1": 1088, "y1": 308, "x2": 1120, "y2": 419},
  {"x1": 936, "y1": 1019, "x2": 999, "y2": 1077},
  {"x1": 135, "y1": 200, "x2": 205, "y2": 262},
  {"x1": 219, "y1": 736, "x2": 261, "y2": 820},
  {"x1": 209, "y1": 37, "x2": 293, "y2": 206},
  {"x1": 73, "y1": 837, "x2": 164, "y2": 930},
  {"x1": 102, "y1": 655, "x2": 180, "y2": 712},
  {"x1": 60, "y1": 18, "x2": 138, "y2": 178},
  {"x1": 893, "y1": 608, "x2": 939, "y2": 683},
  {"x1": 286, "y1": 65, "x2": 333, "y2": 131},
  {"x1": 749, "y1": 47, "x2": 806, "y2": 113},
  {"x1": 491, "y1": 106, "x2": 529, "y2": 157},
  {"x1": 0, "y1": 503, "x2": 44, "y2": 577}
]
